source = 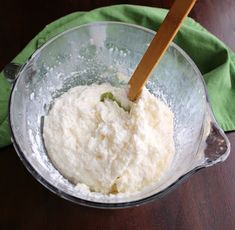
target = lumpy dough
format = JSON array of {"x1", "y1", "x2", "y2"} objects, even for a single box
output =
[{"x1": 43, "y1": 83, "x2": 175, "y2": 194}]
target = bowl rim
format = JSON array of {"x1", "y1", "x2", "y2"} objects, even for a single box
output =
[{"x1": 8, "y1": 21, "x2": 227, "y2": 209}]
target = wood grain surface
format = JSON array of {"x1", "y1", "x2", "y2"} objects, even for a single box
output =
[{"x1": 1, "y1": 0, "x2": 235, "y2": 229}]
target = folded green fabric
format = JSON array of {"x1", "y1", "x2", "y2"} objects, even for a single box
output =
[{"x1": 1, "y1": 4, "x2": 235, "y2": 148}]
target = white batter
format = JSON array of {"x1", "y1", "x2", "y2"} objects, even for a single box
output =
[{"x1": 43, "y1": 83, "x2": 175, "y2": 194}]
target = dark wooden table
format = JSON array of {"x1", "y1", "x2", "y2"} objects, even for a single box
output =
[{"x1": 1, "y1": 1, "x2": 235, "y2": 229}]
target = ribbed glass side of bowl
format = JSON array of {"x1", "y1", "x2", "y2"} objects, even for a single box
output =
[{"x1": 9, "y1": 22, "x2": 229, "y2": 208}]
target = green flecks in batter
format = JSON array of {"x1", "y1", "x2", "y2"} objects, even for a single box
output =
[{"x1": 100, "y1": 92, "x2": 130, "y2": 112}]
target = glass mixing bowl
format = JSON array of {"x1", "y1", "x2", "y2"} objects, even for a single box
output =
[{"x1": 5, "y1": 22, "x2": 230, "y2": 208}]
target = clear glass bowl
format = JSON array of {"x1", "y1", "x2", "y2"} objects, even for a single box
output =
[{"x1": 6, "y1": 22, "x2": 230, "y2": 208}]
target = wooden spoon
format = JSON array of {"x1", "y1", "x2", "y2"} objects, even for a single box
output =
[{"x1": 128, "y1": 0, "x2": 197, "y2": 101}]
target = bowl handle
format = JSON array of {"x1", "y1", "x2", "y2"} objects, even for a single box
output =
[
  {"x1": 203, "y1": 121, "x2": 230, "y2": 166},
  {"x1": 197, "y1": 105, "x2": 231, "y2": 168},
  {"x1": 3, "y1": 63, "x2": 22, "y2": 84}
]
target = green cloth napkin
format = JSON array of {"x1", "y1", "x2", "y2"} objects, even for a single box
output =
[{"x1": 1, "y1": 4, "x2": 235, "y2": 148}]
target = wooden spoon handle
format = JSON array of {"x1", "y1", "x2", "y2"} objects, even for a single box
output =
[{"x1": 128, "y1": 0, "x2": 197, "y2": 101}]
